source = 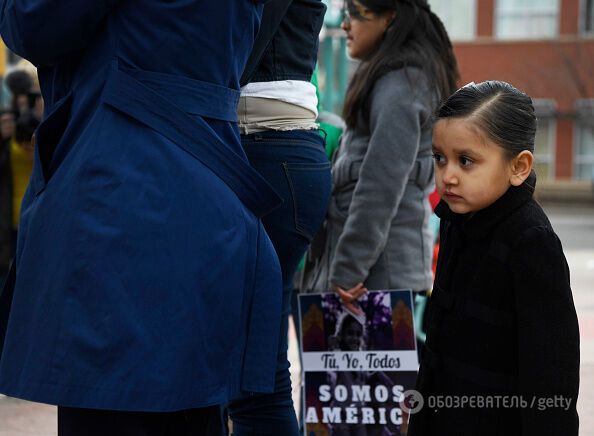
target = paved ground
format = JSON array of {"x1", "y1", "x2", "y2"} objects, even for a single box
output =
[
  {"x1": 0, "y1": 399, "x2": 54, "y2": 436},
  {"x1": 0, "y1": 203, "x2": 593, "y2": 435},
  {"x1": 550, "y1": 204, "x2": 594, "y2": 435}
]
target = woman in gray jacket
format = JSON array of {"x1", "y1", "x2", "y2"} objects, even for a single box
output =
[{"x1": 303, "y1": 0, "x2": 459, "y2": 305}]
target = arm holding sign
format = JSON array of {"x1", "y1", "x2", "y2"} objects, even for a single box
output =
[{"x1": 334, "y1": 282, "x2": 367, "y2": 316}]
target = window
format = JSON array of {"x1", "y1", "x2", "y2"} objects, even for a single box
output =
[
  {"x1": 429, "y1": 0, "x2": 476, "y2": 41},
  {"x1": 496, "y1": 0, "x2": 559, "y2": 39},
  {"x1": 533, "y1": 100, "x2": 556, "y2": 181},
  {"x1": 584, "y1": 0, "x2": 594, "y2": 33},
  {"x1": 575, "y1": 100, "x2": 594, "y2": 180}
]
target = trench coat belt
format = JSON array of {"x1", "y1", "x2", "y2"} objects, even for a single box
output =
[{"x1": 101, "y1": 61, "x2": 281, "y2": 218}]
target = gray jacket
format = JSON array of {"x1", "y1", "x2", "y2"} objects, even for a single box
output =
[{"x1": 303, "y1": 68, "x2": 436, "y2": 292}]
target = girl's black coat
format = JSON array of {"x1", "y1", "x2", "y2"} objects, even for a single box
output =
[{"x1": 408, "y1": 174, "x2": 580, "y2": 435}]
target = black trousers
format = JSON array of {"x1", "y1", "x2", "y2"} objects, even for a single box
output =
[{"x1": 58, "y1": 405, "x2": 224, "y2": 436}]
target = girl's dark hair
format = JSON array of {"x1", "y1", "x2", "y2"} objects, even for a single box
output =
[
  {"x1": 436, "y1": 81, "x2": 537, "y2": 159},
  {"x1": 343, "y1": 0, "x2": 459, "y2": 129}
]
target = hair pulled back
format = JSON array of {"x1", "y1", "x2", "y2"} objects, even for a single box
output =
[{"x1": 437, "y1": 80, "x2": 537, "y2": 159}]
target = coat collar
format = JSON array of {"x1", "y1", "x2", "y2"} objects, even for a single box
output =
[{"x1": 435, "y1": 172, "x2": 536, "y2": 240}]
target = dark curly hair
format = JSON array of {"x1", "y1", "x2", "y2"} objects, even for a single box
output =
[{"x1": 436, "y1": 81, "x2": 537, "y2": 159}]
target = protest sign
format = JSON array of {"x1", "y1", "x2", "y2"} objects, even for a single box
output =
[{"x1": 299, "y1": 290, "x2": 418, "y2": 435}]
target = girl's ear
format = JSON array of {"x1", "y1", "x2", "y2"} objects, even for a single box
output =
[{"x1": 510, "y1": 150, "x2": 534, "y2": 186}]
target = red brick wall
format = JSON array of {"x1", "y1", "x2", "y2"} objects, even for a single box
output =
[
  {"x1": 454, "y1": 41, "x2": 594, "y2": 112},
  {"x1": 560, "y1": 0, "x2": 580, "y2": 34},
  {"x1": 556, "y1": 119, "x2": 575, "y2": 178},
  {"x1": 476, "y1": 0, "x2": 495, "y2": 37}
]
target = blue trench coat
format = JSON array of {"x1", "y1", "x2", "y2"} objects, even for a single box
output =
[{"x1": 0, "y1": 0, "x2": 283, "y2": 412}]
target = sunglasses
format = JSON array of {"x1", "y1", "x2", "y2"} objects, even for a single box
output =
[{"x1": 342, "y1": 0, "x2": 373, "y2": 22}]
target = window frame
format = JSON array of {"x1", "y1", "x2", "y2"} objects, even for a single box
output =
[
  {"x1": 494, "y1": 0, "x2": 561, "y2": 40},
  {"x1": 580, "y1": 0, "x2": 594, "y2": 35},
  {"x1": 573, "y1": 99, "x2": 594, "y2": 180},
  {"x1": 533, "y1": 99, "x2": 557, "y2": 181},
  {"x1": 429, "y1": 0, "x2": 477, "y2": 42}
]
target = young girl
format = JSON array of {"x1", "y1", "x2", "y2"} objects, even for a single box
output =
[
  {"x1": 408, "y1": 81, "x2": 580, "y2": 435},
  {"x1": 302, "y1": 0, "x2": 459, "y2": 309}
]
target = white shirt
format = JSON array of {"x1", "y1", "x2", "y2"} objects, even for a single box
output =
[{"x1": 240, "y1": 80, "x2": 318, "y2": 117}]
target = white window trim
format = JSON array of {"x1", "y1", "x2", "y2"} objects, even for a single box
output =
[
  {"x1": 534, "y1": 100, "x2": 557, "y2": 180},
  {"x1": 494, "y1": 0, "x2": 561, "y2": 41},
  {"x1": 537, "y1": 120, "x2": 556, "y2": 180},
  {"x1": 431, "y1": 0, "x2": 477, "y2": 42},
  {"x1": 573, "y1": 99, "x2": 594, "y2": 180},
  {"x1": 459, "y1": 0, "x2": 477, "y2": 42}
]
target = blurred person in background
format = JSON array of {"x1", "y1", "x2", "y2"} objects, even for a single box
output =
[
  {"x1": 26, "y1": 91, "x2": 44, "y2": 119},
  {"x1": 228, "y1": 1, "x2": 331, "y2": 434},
  {"x1": 0, "y1": 109, "x2": 16, "y2": 287},
  {"x1": 0, "y1": 1, "x2": 284, "y2": 435},
  {"x1": 1, "y1": 111, "x2": 39, "y2": 285},
  {"x1": 14, "y1": 59, "x2": 40, "y2": 91},
  {"x1": 302, "y1": 0, "x2": 459, "y2": 314},
  {"x1": 11, "y1": 112, "x2": 38, "y2": 232},
  {"x1": 3, "y1": 64, "x2": 43, "y2": 118},
  {"x1": 4, "y1": 69, "x2": 33, "y2": 116},
  {"x1": 0, "y1": 110, "x2": 15, "y2": 152}
]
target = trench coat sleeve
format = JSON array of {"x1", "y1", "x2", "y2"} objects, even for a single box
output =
[
  {"x1": 329, "y1": 70, "x2": 427, "y2": 289},
  {"x1": 511, "y1": 226, "x2": 580, "y2": 435},
  {"x1": 0, "y1": 0, "x2": 119, "y2": 66}
]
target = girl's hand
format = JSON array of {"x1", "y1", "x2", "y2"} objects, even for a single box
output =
[{"x1": 334, "y1": 282, "x2": 367, "y2": 316}]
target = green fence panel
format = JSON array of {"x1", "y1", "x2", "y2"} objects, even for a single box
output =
[{"x1": 319, "y1": 29, "x2": 349, "y2": 115}]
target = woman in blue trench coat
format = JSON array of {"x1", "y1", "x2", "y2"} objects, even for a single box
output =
[{"x1": 0, "y1": 0, "x2": 284, "y2": 433}]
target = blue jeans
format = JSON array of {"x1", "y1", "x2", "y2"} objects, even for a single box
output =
[{"x1": 228, "y1": 130, "x2": 331, "y2": 435}]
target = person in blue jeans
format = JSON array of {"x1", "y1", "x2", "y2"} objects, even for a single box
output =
[{"x1": 227, "y1": 1, "x2": 331, "y2": 435}]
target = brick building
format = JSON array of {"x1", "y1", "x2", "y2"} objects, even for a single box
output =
[
  {"x1": 2, "y1": 1, "x2": 593, "y2": 181},
  {"x1": 432, "y1": 0, "x2": 594, "y2": 181}
]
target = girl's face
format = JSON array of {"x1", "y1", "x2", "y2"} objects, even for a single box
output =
[
  {"x1": 432, "y1": 118, "x2": 516, "y2": 215},
  {"x1": 341, "y1": 1, "x2": 394, "y2": 60}
]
